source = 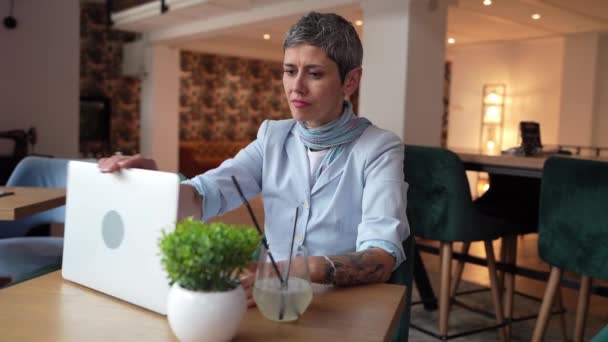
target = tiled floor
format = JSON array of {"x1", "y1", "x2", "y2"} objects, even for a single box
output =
[{"x1": 416, "y1": 235, "x2": 608, "y2": 340}]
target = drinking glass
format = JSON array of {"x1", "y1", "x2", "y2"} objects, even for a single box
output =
[{"x1": 253, "y1": 244, "x2": 313, "y2": 322}]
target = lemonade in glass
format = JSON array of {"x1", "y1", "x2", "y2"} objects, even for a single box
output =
[{"x1": 253, "y1": 244, "x2": 313, "y2": 322}]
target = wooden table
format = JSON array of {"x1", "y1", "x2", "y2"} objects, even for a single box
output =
[
  {"x1": 456, "y1": 149, "x2": 608, "y2": 178},
  {"x1": 0, "y1": 186, "x2": 66, "y2": 221},
  {"x1": 456, "y1": 149, "x2": 546, "y2": 178},
  {"x1": 0, "y1": 271, "x2": 406, "y2": 342}
]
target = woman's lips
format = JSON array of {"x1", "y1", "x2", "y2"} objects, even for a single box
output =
[{"x1": 291, "y1": 100, "x2": 310, "y2": 108}]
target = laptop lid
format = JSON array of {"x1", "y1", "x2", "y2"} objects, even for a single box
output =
[{"x1": 62, "y1": 161, "x2": 179, "y2": 315}]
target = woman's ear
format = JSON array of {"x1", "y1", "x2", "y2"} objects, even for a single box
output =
[{"x1": 343, "y1": 67, "x2": 362, "y2": 97}]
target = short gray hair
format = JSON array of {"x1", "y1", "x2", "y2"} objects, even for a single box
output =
[{"x1": 283, "y1": 12, "x2": 363, "y2": 83}]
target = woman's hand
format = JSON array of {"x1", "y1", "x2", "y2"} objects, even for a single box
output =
[
  {"x1": 240, "y1": 262, "x2": 257, "y2": 307},
  {"x1": 307, "y1": 256, "x2": 333, "y2": 284},
  {"x1": 98, "y1": 154, "x2": 158, "y2": 173}
]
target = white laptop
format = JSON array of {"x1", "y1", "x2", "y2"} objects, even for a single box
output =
[{"x1": 62, "y1": 160, "x2": 180, "y2": 315}]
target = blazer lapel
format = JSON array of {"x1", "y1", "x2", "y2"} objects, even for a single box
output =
[{"x1": 285, "y1": 125, "x2": 311, "y2": 199}]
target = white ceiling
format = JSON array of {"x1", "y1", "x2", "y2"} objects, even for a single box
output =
[
  {"x1": 112, "y1": 0, "x2": 608, "y2": 59},
  {"x1": 449, "y1": 0, "x2": 608, "y2": 45}
]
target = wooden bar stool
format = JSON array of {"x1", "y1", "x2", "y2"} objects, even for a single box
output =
[
  {"x1": 532, "y1": 157, "x2": 608, "y2": 342},
  {"x1": 404, "y1": 145, "x2": 507, "y2": 341},
  {"x1": 450, "y1": 173, "x2": 567, "y2": 340}
]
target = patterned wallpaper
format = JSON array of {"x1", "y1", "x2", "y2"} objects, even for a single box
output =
[
  {"x1": 80, "y1": 3, "x2": 141, "y2": 156},
  {"x1": 80, "y1": 4, "x2": 371, "y2": 152},
  {"x1": 179, "y1": 52, "x2": 291, "y2": 142}
]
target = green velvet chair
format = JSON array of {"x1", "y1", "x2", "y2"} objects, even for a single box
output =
[
  {"x1": 404, "y1": 145, "x2": 507, "y2": 341},
  {"x1": 386, "y1": 145, "x2": 418, "y2": 341},
  {"x1": 450, "y1": 174, "x2": 554, "y2": 337},
  {"x1": 532, "y1": 157, "x2": 608, "y2": 342},
  {"x1": 388, "y1": 233, "x2": 415, "y2": 341},
  {"x1": 592, "y1": 324, "x2": 608, "y2": 342},
  {"x1": 455, "y1": 174, "x2": 541, "y2": 313}
]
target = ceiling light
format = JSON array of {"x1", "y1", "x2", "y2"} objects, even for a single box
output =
[
  {"x1": 531, "y1": 13, "x2": 541, "y2": 20},
  {"x1": 447, "y1": 37, "x2": 456, "y2": 44},
  {"x1": 263, "y1": 33, "x2": 270, "y2": 40},
  {"x1": 483, "y1": 0, "x2": 492, "y2": 6},
  {"x1": 355, "y1": 20, "x2": 363, "y2": 26}
]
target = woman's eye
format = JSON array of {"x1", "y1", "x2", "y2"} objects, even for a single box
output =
[
  {"x1": 309, "y1": 72, "x2": 321, "y2": 78},
  {"x1": 284, "y1": 69, "x2": 296, "y2": 76}
]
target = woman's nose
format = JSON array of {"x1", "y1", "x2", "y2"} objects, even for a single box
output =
[{"x1": 291, "y1": 74, "x2": 306, "y2": 94}]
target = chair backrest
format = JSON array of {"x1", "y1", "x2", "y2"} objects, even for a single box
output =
[
  {"x1": 387, "y1": 147, "x2": 417, "y2": 341},
  {"x1": 7, "y1": 156, "x2": 68, "y2": 188},
  {"x1": 404, "y1": 145, "x2": 498, "y2": 242},
  {"x1": 538, "y1": 157, "x2": 608, "y2": 279},
  {"x1": 0, "y1": 156, "x2": 69, "y2": 238},
  {"x1": 388, "y1": 233, "x2": 415, "y2": 342}
]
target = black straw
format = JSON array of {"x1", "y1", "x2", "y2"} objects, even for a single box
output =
[
  {"x1": 279, "y1": 206, "x2": 299, "y2": 320},
  {"x1": 231, "y1": 175, "x2": 284, "y2": 284},
  {"x1": 284, "y1": 207, "x2": 299, "y2": 288}
]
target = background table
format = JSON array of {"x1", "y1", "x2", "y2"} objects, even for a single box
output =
[
  {"x1": 454, "y1": 150, "x2": 608, "y2": 307},
  {"x1": 456, "y1": 150, "x2": 546, "y2": 178},
  {"x1": 0, "y1": 186, "x2": 66, "y2": 221},
  {"x1": 0, "y1": 271, "x2": 406, "y2": 342},
  {"x1": 456, "y1": 149, "x2": 608, "y2": 178}
]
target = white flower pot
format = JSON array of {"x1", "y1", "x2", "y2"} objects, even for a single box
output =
[{"x1": 167, "y1": 283, "x2": 246, "y2": 342}]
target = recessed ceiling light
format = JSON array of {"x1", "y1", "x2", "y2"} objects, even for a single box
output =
[
  {"x1": 483, "y1": 0, "x2": 492, "y2": 6},
  {"x1": 355, "y1": 20, "x2": 363, "y2": 26},
  {"x1": 263, "y1": 33, "x2": 271, "y2": 40},
  {"x1": 447, "y1": 37, "x2": 456, "y2": 44},
  {"x1": 531, "y1": 13, "x2": 541, "y2": 20}
]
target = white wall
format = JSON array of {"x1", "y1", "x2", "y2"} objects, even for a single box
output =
[
  {"x1": 508, "y1": 38, "x2": 564, "y2": 148},
  {"x1": 360, "y1": 0, "x2": 447, "y2": 146},
  {"x1": 402, "y1": 0, "x2": 447, "y2": 146},
  {"x1": 593, "y1": 33, "x2": 608, "y2": 147},
  {"x1": 359, "y1": 0, "x2": 410, "y2": 141},
  {"x1": 446, "y1": 37, "x2": 564, "y2": 150},
  {"x1": 140, "y1": 44, "x2": 180, "y2": 172},
  {"x1": 0, "y1": 0, "x2": 79, "y2": 158},
  {"x1": 558, "y1": 33, "x2": 599, "y2": 147},
  {"x1": 446, "y1": 43, "x2": 512, "y2": 149}
]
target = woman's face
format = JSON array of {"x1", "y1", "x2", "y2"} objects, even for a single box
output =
[{"x1": 283, "y1": 44, "x2": 361, "y2": 127}]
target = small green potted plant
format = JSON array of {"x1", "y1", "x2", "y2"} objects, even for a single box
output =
[{"x1": 159, "y1": 218, "x2": 261, "y2": 342}]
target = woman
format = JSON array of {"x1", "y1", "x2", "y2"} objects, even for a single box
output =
[{"x1": 99, "y1": 12, "x2": 409, "y2": 306}]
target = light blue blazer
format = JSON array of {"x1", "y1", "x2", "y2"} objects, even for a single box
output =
[{"x1": 185, "y1": 119, "x2": 410, "y2": 265}]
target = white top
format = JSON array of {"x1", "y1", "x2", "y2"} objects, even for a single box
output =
[{"x1": 307, "y1": 148, "x2": 330, "y2": 183}]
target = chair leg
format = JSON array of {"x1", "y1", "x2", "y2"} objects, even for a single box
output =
[
  {"x1": 413, "y1": 247, "x2": 439, "y2": 311},
  {"x1": 450, "y1": 241, "x2": 470, "y2": 297},
  {"x1": 499, "y1": 237, "x2": 508, "y2": 287},
  {"x1": 555, "y1": 287, "x2": 568, "y2": 342},
  {"x1": 439, "y1": 242, "x2": 453, "y2": 340},
  {"x1": 532, "y1": 266, "x2": 563, "y2": 342},
  {"x1": 483, "y1": 240, "x2": 508, "y2": 342},
  {"x1": 573, "y1": 275, "x2": 592, "y2": 342},
  {"x1": 502, "y1": 235, "x2": 516, "y2": 340}
]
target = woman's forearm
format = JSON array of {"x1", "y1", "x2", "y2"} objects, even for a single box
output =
[{"x1": 308, "y1": 248, "x2": 395, "y2": 286}]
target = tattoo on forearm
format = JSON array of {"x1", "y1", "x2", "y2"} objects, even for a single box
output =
[{"x1": 321, "y1": 249, "x2": 390, "y2": 286}]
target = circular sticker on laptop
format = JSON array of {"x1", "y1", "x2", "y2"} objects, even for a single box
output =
[{"x1": 102, "y1": 210, "x2": 125, "y2": 249}]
